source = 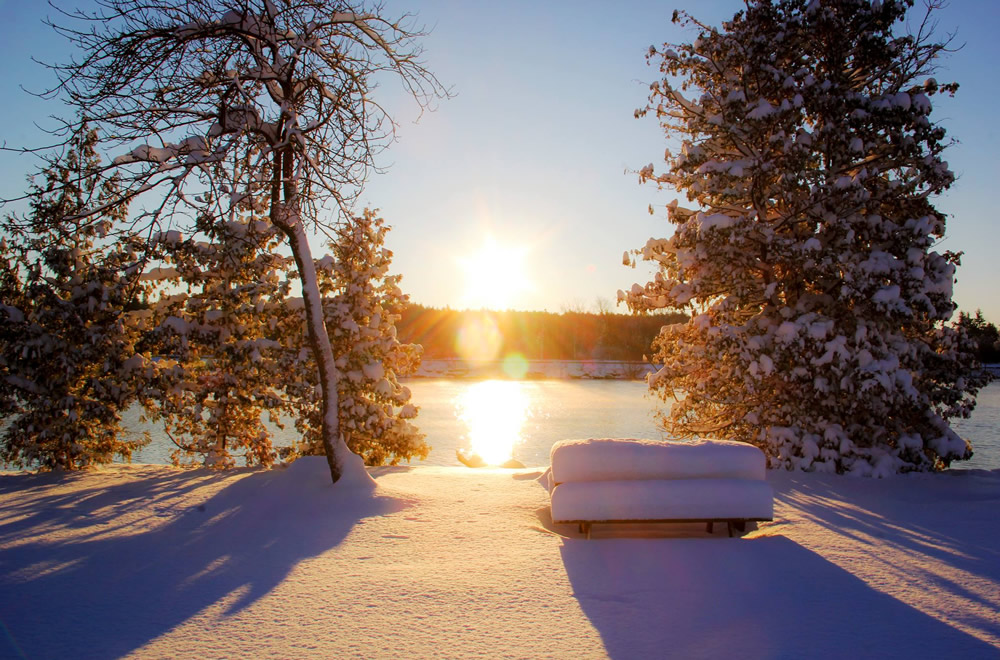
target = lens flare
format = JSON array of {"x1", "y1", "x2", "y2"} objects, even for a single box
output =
[
  {"x1": 457, "y1": 380, "x2": 530, "y2": 465},
  {"x1": 455, "y1": 315, "x2": 502, "y2": 362},
  {"x1": 502, "y1": 352, "x2": 529, "y2": 379}
]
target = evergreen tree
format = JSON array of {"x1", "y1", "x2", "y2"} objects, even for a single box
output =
[
  {"x1": 956, "y1": 310, "x2": 1000, "y2": 365},
  {"x1": 622, "y1": 0, "x2": 988, "y2": 475},
  {"x1": 141, "y1": 212, "x2": 298, "y2": 468},
  {"x1": 0, "y1": 125, "x2": 152, "y2": 469},
  {"x1": 22, "y1": 0, "x2": 444, "y2": 483},
  {"x1": 288, "y1": 210, "x2": 427, "y2": 466}
]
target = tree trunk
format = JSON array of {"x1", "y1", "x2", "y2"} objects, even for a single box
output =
[
  {"x1": 283, "y1": 213, "x2": 344, "y2": 483},
  {"x1": 267, "y1": 146, "x2": 348, "y2": 484}
]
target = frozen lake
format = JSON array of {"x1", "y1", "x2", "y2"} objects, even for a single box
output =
[{"x1": 123, "y1": 379, "x2": 1000, "y2": 471}]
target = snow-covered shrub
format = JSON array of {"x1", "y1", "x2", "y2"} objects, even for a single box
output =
[
  {"x1": 0, "y1": 125, "x2": 152, "y2": 469},
  {"x1": 621, "y1": 0, "x2": 989, "y2": 475},
  {"x1": 288, "y1": 210, "x2": 427, "y2": 466},
  {"x1": 140, "y1": 212, "x2": 297, "y2": 468}
]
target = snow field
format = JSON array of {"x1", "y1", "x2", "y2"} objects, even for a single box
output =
[{"x1": 1, "y1": 459, "x2": 998, "y2": 658}]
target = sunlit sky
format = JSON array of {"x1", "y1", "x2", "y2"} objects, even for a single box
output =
[{"x1": 1, "y1": 1, "x2": 998, "y2": 320}]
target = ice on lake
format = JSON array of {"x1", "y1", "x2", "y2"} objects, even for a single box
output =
[{"x1": 121, "y1": 379, "x2": 1000, "y2": 471}]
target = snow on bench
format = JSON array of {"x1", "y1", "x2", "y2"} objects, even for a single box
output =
[{"x1": 548, "y1": 438, "x2": 773, "y2": 538}]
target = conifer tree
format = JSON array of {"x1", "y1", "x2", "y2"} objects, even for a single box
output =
[
  {"x1": 955, "y1": 310, "x2": 1000, "y2": 365},
  {"x1": 622, "y1": 0, "x2": 988, "y2": 475},
  {"x1": 0, "y1": 125, "x2": 152, "y2": 469},
  {"x1": 288, "y1": 210, "x2": 426, "y2": 466},
  {"x1": 14, "y1": 0, "x2": 444, "y2": 483},
  {"x1": 140, "y1": 212, "x2": 298, "y2": 468}
]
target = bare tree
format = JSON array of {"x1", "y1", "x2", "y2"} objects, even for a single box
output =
[{"x1": 13, "y1": 0, "x2": 444, "y2": 483}]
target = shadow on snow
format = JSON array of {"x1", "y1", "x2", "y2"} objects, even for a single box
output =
[
  {"x1": 560, "y1": 535, "x2": 996, "y2": 659},
  {"x1": 0, "y1": 460, "x2": 408, "y2": 659},
  {"x1": 553, "y1": 470, "x2": 1000, "y2": 658}
]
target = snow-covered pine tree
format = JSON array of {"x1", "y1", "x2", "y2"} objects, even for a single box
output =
[
  {"x1": 0, "y1": 124, "x2": 152, "y2": 469},
  {"x1": 287, "y1": 210, "x2": 426, "y2": 466},
  {"x1": 140, "y1": 212, "x2": 297, "y2": 468},
  {"x1": 31, "y1": 0, "x2": 444, "y2": 483},
  {"x1": 621, "y1": 0, "x2": 988, "y2": 475}
]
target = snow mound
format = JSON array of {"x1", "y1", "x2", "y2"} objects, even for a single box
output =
[
  {"x1": 282, "y1": 454, "x2": 376, "y2": 492},
  {"x1": 550, "y1": 438, "x2": 766, "y2": 483}
]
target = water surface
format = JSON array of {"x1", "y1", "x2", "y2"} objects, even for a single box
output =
[{"x1": 123, "y1": 378, "x2": 1000, "y2": 471}]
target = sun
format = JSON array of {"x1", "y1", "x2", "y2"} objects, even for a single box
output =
[{"x1": 457, "y1": 236, "x2": 532, "y2": 310}]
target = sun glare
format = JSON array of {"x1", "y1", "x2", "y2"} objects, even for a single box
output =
[
  {"x1": 457, "y1": 380, "x2": 530, "y2": 465},
  {"x1": 458, "y1": 236, "x2": 532, "y2": 310}
]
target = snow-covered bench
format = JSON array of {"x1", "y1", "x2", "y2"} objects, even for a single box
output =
[{"x1": 547, "y1": 438, "x2": 773, "y2": 538}]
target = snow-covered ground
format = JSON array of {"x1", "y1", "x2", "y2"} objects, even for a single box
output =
[{"x1": 1, "y1": 458, "x2": 998, "y2": 658}]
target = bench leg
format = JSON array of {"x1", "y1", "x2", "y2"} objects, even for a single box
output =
[
  {"x1": 727, "y1": 522, "x2": 734, "y2": 538},
  {"x1": 580, "y1": 523, "x2": 592, "y2": 539}
]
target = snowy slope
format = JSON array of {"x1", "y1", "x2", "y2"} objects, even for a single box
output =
[{"x1": 0, "y1": 459, "x2": 997, "y2": 658}]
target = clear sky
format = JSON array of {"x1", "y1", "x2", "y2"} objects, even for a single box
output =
[{"x1": 1, "y1": 0, "x2": 998, "y2": 321}]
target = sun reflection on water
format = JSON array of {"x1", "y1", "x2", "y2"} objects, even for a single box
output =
[{"x1": 456, "y1": 380, "x2": 531, "y2": 465}]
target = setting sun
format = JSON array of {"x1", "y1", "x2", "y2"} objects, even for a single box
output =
[{"x1": 457, "y1": 236, "x2": 532, "y2": 310}]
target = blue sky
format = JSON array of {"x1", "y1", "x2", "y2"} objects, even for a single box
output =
[{"x1": 1, "y1": 0, "x2": 998, "y2": 321}]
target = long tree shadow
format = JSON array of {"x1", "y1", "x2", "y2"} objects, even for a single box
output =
[
  {"x1": 0, "y1": 459, "x2": 408, "y2": 659},
  {"x1": 0, "y1": 468, "x2": 228, "y2": 544},
  {"x1": 773, "y1": 470, "x2": 1000, "y2": 566},
  {"x1": 560, "y1": 535, "x2": 998, "y2": 659},
  {"x1": 771, "y1": 469, "x2": 1000, "y2": 630}
]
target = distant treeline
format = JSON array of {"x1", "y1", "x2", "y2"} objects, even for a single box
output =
[
  {"x1": 957, "y1": 310, "x2": 1000, "y2": 364},
  {"x1": 396, "y1": 305, "x2": 687, "y2": 361}
]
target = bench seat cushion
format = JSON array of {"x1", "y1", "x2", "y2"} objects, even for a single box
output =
[
  {"x1": 549, "y1": 438, "x2": 766, "y2": 484},
  {"x1": 550, "y1": 478, "x2": 774, "y2": 523}
]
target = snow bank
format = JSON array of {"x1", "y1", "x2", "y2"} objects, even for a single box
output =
[{"x1": 282, "y1": 454, "x2": 375, "y2": 492}]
